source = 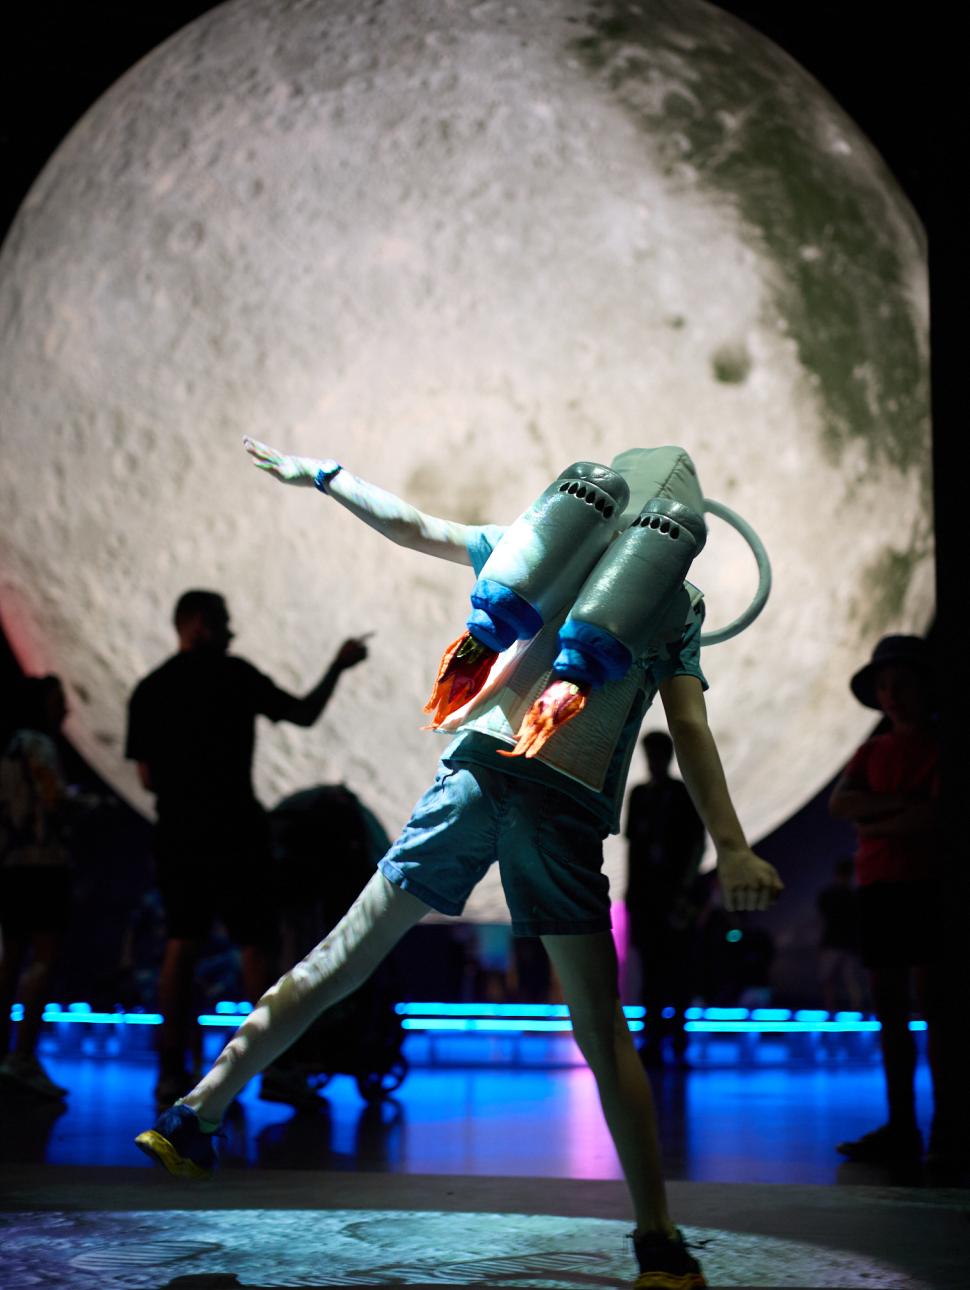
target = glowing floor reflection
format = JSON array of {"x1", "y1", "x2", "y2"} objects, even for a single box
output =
[
  {"x1": 3, "y1": 1051, "x2": 934, "y2": 1186},
  {"x1": 1, "y1": 1208, "x2": 934, "y2": 1289}
]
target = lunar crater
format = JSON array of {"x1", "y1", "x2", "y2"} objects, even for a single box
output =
[{"x1": 710, "y1": 342, "x2": 752, "y2": 385}]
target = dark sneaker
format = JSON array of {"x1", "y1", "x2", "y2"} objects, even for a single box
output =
[
  {"x1": 0, "y1": 1053, "x2": 68, "y2": 1100},
  {"x1": 632, "y1": 1227, "x2": 706, "y2": 1289},
  {"x1": 135, "y1": 1103, "x2": 219, "y2": 1180},
  {"x1": 836, "y1": 1123, "x2": 923, "y2": 1164}
]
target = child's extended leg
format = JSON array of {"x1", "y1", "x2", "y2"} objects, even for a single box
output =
[{"x1": 181, "y1": 871, "x2": 428, "y2": 1124}]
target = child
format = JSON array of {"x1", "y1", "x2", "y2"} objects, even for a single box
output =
[
  {"x1": 136, "y1": 438, "x2": 783, "y2": 1289},
  {"x1": 830, "y1": 635, "x2": 954, "y2": 1171}
]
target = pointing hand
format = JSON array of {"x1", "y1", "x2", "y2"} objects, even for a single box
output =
[
  {"x1": 243, "y1": 436, "x2": 319, "y2": 487},
  {"x1": 335, "y1": 636, "x2": 370, "y2": 670}
]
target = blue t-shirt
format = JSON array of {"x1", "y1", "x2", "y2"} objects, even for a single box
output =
[{"x1": 442, "y1": 525, "x2": 707, "y2": 833}]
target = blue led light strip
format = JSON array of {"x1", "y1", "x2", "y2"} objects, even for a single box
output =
[
  {"x1": 9, "y1": 1001, "x2": 928, "y2": 1034},
  {"x1": 404, "y1": 1018, "x2": 580, "y2": 1033},
  {"x1": 394, "y1": 1003, "x2": 647, "y2": 1019},
  {"x1": 9, "y1": 1005, "x2": 164, "y2": 1026},
  {"x1": 686, "y1": 1020, "x2": 885, "y2": 1034}
]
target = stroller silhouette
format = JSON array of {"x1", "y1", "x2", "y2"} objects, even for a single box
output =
[{"x1": 269, "y1": 785, "x2": 408, "y2": 1103}]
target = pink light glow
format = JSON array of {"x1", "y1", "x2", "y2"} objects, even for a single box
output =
[{"x1": 611, "y1": 900, "x2": 631, "y2": 1001}]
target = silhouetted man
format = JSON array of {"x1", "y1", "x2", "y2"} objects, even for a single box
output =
[
  {"x1": 126, "y1": 589, "x2": 367, "y2": 1105},
  {"x1": 625, "y1": 731, "x2": 705, "y2": 1065}
]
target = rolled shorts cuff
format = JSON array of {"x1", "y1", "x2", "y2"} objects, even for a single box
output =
[
  {"x1": 510, "y1": 914, "x2": 613, "y2": 938},
  {"x1": 378, "y1": 856, "x2": 466, "y2": 918}
]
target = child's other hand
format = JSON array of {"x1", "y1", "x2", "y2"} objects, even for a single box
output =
[{"x1": 716, "y1": 847, "x2": 784, "y2": 912}]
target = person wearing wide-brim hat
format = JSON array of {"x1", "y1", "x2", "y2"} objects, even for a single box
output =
[
  {"x1": 830, "y1": 633, "x2": 957, "y2": 1176},
  {"x1": 849, "y1": 634, "x2": 936, "y2": 711}
]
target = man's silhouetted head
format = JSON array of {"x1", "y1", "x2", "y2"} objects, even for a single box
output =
[
  {"x1": 641, "y1": 730, "x2": 674, "y2": 781},
  {"x1": 174, "y1": 589, "x2": 234, "y2": 654}
]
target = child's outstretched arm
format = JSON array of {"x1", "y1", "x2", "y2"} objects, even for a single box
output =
[
  {"x1": 659, "y1": 673, "x2": 784, "y2": 912},
  {"x1": 243, "y1": 436, "x2": 474, "y2": 565}
]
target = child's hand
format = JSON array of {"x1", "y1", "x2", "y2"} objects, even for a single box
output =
[
  {"x1": 716, "y1": 847, "x2": 784, "y2": 911},
  {"x1": 243, "y1": 436, "x2": 319, "y2": 486}
]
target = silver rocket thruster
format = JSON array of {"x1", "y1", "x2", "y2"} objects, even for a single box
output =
[{"x1": 551, "y1": 497, "x2": 708, "y2": 688}]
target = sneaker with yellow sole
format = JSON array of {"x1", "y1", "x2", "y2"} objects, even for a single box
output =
[
  {"x1": 631, "y1": 1227, "x2": 706, "y2": 1289},
  {"x1": 134, "y1": 1102, "x2": 219, "y2": 1180}
]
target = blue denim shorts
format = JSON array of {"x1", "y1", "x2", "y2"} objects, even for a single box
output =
[{"x1": 377, "y1": 761, "x2": 611, "y2": 937}]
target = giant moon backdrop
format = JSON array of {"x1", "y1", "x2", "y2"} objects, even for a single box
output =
[{"x1": 0, "y1": 0, "x2": 931, "y2": 920}]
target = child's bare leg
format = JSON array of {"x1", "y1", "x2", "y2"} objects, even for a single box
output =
[
  {"x1": 182, "y1": 873, "x2": 428, "y2": 1123},
  {"x1": 542, "y1": 930, "x2": 674, "y2": 1237}
]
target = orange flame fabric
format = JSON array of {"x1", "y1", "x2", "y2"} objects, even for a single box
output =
[
  {"x1": 424, "y1": 632, "x2": 497, "y2": 726},
  {"x1": 498, "y1": 680, "x2": 588, "y2": 759}
]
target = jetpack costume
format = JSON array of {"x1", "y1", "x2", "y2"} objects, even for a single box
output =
[{"x1": 423, "y1": 445, "x2": 771, "y2": 808}]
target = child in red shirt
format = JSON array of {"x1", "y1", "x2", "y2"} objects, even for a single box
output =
[{"x1": 830, "y1": 635, "x2": 951, "y2": 1170}]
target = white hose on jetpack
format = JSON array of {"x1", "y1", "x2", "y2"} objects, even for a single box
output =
[{"x1": 699, "y1": 497, "x2": 772, "y2": 647}]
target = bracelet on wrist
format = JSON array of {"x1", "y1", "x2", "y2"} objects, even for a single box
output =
[{"x1": 314, "y1": 461, "x2": 342, "y2": 494}]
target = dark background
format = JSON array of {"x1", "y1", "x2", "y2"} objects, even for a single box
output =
[{"x1": 1, "y1": 2, "x2": 961, "y2": 1005}]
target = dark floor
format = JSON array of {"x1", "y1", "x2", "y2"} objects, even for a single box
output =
[{"x1": 1, "y1": 1047, "x2": 967, "y2": 1288}]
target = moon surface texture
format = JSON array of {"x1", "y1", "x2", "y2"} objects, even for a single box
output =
[{"x1": 0, "y1": 0, "x2": 931, "y2": 920}]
